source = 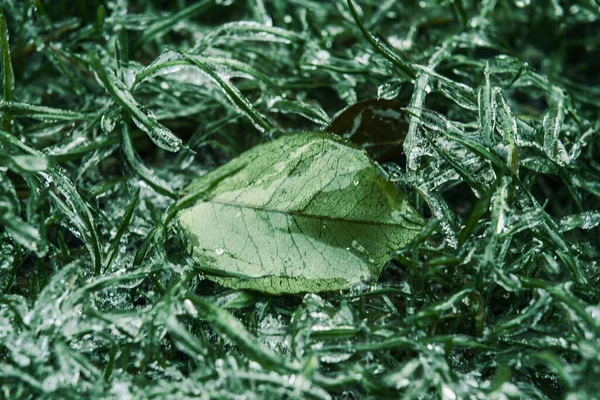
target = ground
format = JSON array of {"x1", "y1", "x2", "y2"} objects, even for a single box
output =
[{"x1": 1, "y1": 1, "x2": 599, "y2": 399}]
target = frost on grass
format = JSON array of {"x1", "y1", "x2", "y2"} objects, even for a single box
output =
[{"x1": 1, "y1": 0, "x2": 599, "y2": 399}]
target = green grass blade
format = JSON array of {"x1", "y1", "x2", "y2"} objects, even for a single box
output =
[
  {"x1": 0, "y1": 129, "x2": 104, "y2": 276},
  {"x1": 120, "y1": 121, "x2": 176, "y2": 198},
  {"x1": 133, "y1": 0, "x2": 213, "y2": 51},
  {"x1": 0, "y1": 100, "x2": 90, "y2": 121},
  {"x1": 181, "y1": 51, "x2": 275, "y2": 135},
  {"x1": 0, "y1": 7, "x2": 14, "y2": 129},
  {"x1": 346, "y1": 0, "x2": 416, "y2": 79},
  {"x1": 88, "y1": 53, "x2": 182, "y2": 152},
  {"x1": 103, "y1": 187, "x2": 140, "y2": 273}
]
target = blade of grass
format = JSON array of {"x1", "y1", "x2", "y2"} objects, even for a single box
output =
[
  {"x1": 186, "y1": 294, "x2": 300, "y2": 374},
  {"x1": 120, "y1": 121, "x2": 176, "y2": 198},
  {"x1": 0, "y1": 7, "x2": 13, "y2": 130},
  {"x1": 103, "y1": 186, "x2": 140, "y2": 273},
  {"x1": 88, "y1": 53, "x2": 182, "y2": 152},
  {"x1": 181, "y1": 51, "x2": 275, "y2": 135},
  {"x1": 0, "y1": 100, "x2": 91, "y2": 121},
  {"x1": 135, "y1": 51, "x2": 277, "y2": 89},
  {"x1": 196, "y1": 21, "x2": 302, "y2": 49},
  {"x1": 0, "y1": 129, "x2": 104, "y2": 276},
  {"x1": 346, "y1": 0, "x2": 416, "y2": 79},
  {"x1": 133, "y1": 0, "x2": 213, "y2": 52}
]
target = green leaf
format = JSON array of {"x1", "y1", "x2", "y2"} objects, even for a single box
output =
[{"x1": 177, "y1": 132, "x2": 424, "y2": 294}]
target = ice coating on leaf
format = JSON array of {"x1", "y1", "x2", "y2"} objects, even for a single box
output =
[
  {"x1": 0, "y1": 7, "x2": 14, "y2": 103},
  {"x1": 543, "y1": 88, "x2": 570, "y2": 166},
  {"x1": 9, "y1": 155, "x2": 49, "y2": 172},
  {"x1": 268, "y1": 97, "x2": 330, "y2": 126},
  {"x1": 100, "y1": 109, "x2": 117, "y2": 134},
  {"x1": 135, "y1": 50, "x2": 185, "y2": 86},
  {"x1": 197, "y1": 21, "x2": 299, "y2": 48},
  {"x1": 178, "y1": 132, "x2": 424, "y2": 294},
  {"x1": 377, "y1": 79, "x2": 403, "y2": 100}
]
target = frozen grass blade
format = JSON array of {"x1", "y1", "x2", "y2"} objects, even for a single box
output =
[
  {"x1": 0, "y1": 101, "x2": 90, "y2": 122},
  {"x1": 543, "y1": 88, "x2": 569, "y2": 166},
  {"x1": 268, "y1": 98, "x2": 330, "y2": 126},
  {"x1": 493, "y1": 88, "x2": 519, "y2": 174},
  {"x1": 404, "y1": 106, "x2": 509, "y2": 174},
  {"x1": 88, "y1": 53, "x2": 182, "y2": 152},
  {"x1": 0, "y1": 7, "x2": 13, "y2": 129},
  {"x1": 2, "y1": 1, "x2": 599, "y2": 398},
  {"x1": 103, "y1": 186, "x2": 140, "y2": 273},
  {"x1": 185, "y1": 294, "x2": 299, "y2": 374},
  {"x1": 346, "y1": 0, "x2": 416, "y2": 79},
  {"x1": 181, "y1": 51, "x2": 275, "y2": 135},
  {"x1": 133, "y1": 0, "x2": 213, "y2": 51},
  {"x1": 0, "y1": 130, "x2": 103, "y2": 276},
  {"x1": 559, "y1": 211, "x2": 600, "y2": 232},
  {"x1": 134, "y1": 50, "x2": 276, "y2": 89},
  {"x1": 196, "y1": 21, "x2": 302, "y2": 49},
  {"x1": 0, "y1": 215, "x2": 44, "y2": 254},
  {"x1": 120, "y1": 121, "x2": 176, "y2": 198},
  {"x1": 478, "y1": 62, "x2": 494, "y2": 145}
]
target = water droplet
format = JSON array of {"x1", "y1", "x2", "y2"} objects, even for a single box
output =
[
  {"x1": 183, "y1": 299, "x2": 198, "y2": 316},
  {"x1": 351, "y1": 240, "x2": 368, "y2": 254},
  {"x1": 315, "y1": 50, "x2": 330, "y2": 62},
  {"x1": 214, "y1": 247, "x2": 224, "y2": 256},
  {"x1": 101, "y1": 112, "x2": 117, "y2": 133},
  {"x1": 353, "y1": 179, "x2": 360, "y2": 186},
  {"x1": 354, "y1": 53, "x2": 370, "y2": 65}
]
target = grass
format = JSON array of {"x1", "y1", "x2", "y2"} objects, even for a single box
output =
[{"x1": 1, "y1": 0, "x2": 600, "y2": 398}]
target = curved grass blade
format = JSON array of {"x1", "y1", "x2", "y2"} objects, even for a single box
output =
[
  {"x1": 0, "y1": 129, "x2": 103, "y2": 276},
  {"x1": 196, "y1": 21, "x2": 302, "y2": 49},
  {"x1": 0, "y1": 7, "x2": 13, "y2": 129},
  {"x1": 185, "y1": 294, "x2": 299, "y2": 374},
  {"x1": 558, "y1": 211, "x2": 600, "y2": 232},
  {"x1": 0, "y1": 100, "x2": 90, "y2": 122},
  {"x1": 543, "y1": 88, "x2": 569, "y2": 166},
  {"x1": 103, "y1": 187, "x2": 140, "y2": 273},
  {"x1": 478, "y1": 62, "x2": 494, "y2": 146},
  {"x1": 346, "y1": 0, "x2": 416, "y2": 79},
  {"x1": 120, "y1": 121, "x2": 176, "y2": 198},
  {"x1": 134, "y1": 50, "x2": 276, "y2": 89},
  {"x1": 0, "y1": 214, "x2": 45, "y2": 254},
  {"x1": 268, "y1": 97, "x2": 330, "y2": 126},
  {"x1": 519, "y1": 276, "x2": 600, "y2": 336},
  {"x1": 493, "y1": 88, "x2": 519, "y2": 174},
  {"x1": 404, "y1": 106, "x2": 509, "y2": 174},
  {"x1": 48, "y1": 128, "x2": 145, "y2": 162},
  {"x1": 88, "y1": 53, "x2": 182, "y2": 152},
  {"x1": 181, "y1": 51, "x2": 275, "y2": 135},
  {"x1": 133, "y1": 0, "x2": 213, "y2": 51}
]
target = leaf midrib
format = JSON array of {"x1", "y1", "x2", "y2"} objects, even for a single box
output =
[{"x1": 196, "y1": 197, "x2": 421, "y2": 229}]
